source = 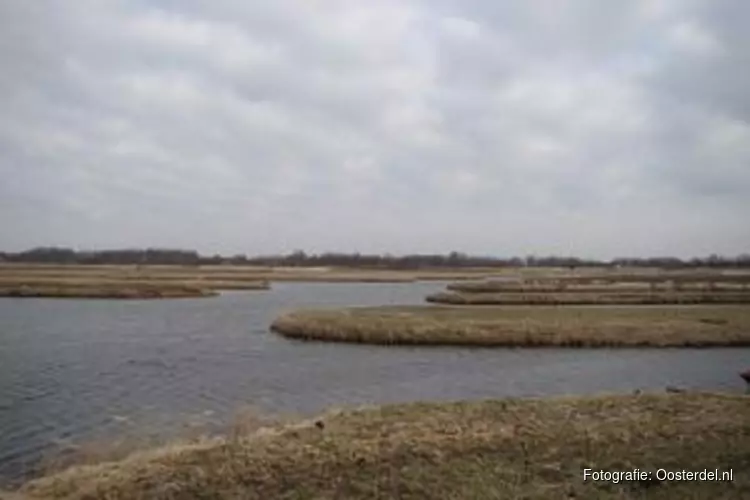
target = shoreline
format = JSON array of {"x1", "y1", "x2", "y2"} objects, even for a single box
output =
[
  {"x1": 271, "y1": 305, "x2": 750, "y2": 347},
  {"x1": 0, "y1": 285, "x2": 219, "y2": 299},
  {"x1": 426, "y1": 290, "x2": 750, "y2": 305},
  {"x1": 14, "y1": 393, "x2": 750, "y2": 499}
]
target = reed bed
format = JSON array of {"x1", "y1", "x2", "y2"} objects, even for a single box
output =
[
  {"x1": 16, "y1": 393, "x2": 749, "y2": 499},
  {"x1": 427, "y1": 291, "x2": 750, "y2": 305},
  {"x1": 0, "y1": 264, "x2": 513, "y2": 288},
  {"x1": 0, "y1": 284, "x2": 217, "y2": 299},
  {"x1": 0, "y1": 265, "x2": 279, "y2": 298},
  {"x1": 439, "y1": 271, "x2": 750, "y2": 306},
  {"x1": 447, "y1": 281, "x2": 749, "y2": 293},
  {"x1": 0, "y1": 277, "x2": 270, "y2": 289},
  {"x1": 537, "y1": 273, "x2": 750, "y2": 285},
  {"x1": 270, "y1": 305, "x2": 750, "y2": 347}
]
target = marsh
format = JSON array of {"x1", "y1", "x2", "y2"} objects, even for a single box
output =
[{"x1": 1, "y1": 282, "x2": 748, "y2": 485}]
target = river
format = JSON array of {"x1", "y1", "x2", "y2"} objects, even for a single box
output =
[{"x1": 0, "y1": 281, "x2": 747, "y2": 484}]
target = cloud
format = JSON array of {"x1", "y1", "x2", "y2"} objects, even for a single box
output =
[{"x1": 0, "y1": 0, "x2": 748, "y2": 257}]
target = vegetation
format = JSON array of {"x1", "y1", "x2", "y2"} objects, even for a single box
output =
[
  {"x1": 0, "y1": 248, "x2": 204, "y2": 266},
  {"x1": 435, "y1": 273, "x2": 750, "y2": 305},
  {"x1": 0, "y1": 277, "x2": 270, "y2": 289},
  {"x1": 271, "y1": 305, "x2": 750, "y2": 346},
  {"x1": 3, "y1": 247, "x2": 750, "y2": 268},
  {"x1": 0, "y1": 267, "x2": 273, "y2": 299},
  {"x1": 0, "y1": 264, "x2": 510, "y2": 289},
  {"x1": 0, "y1": 284, "x2": 217, "y2": 299},
  {"x1": 15, "y1": 393, "x2": 750, "y2": 499},
  {"x1": 447, "y1": 281, "x2": 750, "y2": 294},
  {"x1": 426, "y1": 291, "x2": 750, "y2": 305},
  {"x1": 547, "y1": 274, "x2": 750, "y2": 285}
]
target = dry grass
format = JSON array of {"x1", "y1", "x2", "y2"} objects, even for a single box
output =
[
  {"x1": 14, "y1": 393, "x2": 750, "y2": 499},
  {"x1": 439, "y1": 274, "x2": 750, "y2": 306},
  {"x1": 0, "y1": 285, "x2": 217, "y2": 299},
  {"x1": 527, "y1": 273, "x2": 750, "y2": 285},
  {"x1": 31, "y1": 407, "x2": 294, "y2": 483},
  {"x1": 447, "y1": 281, "x2": 750, "y2": 293},
  {"x1": 0, "y1": 277, "x2": 270, "y2": 290},
  {"x1": 427, "y1": 291, "x2": 750, "y2": 305},
  {"x1": 0, "y1": 264, "x2": 516, "y2": 287},
  {"x1": 4, "y1": 264, "x2": 748, "y2": 287},
  {"x1": 0, "y1": 266, "x2": 274, "y2": 298},
  {"x1": 3, "y1": 264, "x2": 748, "y2": 298},
  {"x1": 270, "y1": 304, "x2": 750, "y2": 346}
]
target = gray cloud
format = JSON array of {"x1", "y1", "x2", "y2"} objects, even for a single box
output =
[{"x1": 1, "y1": 0, "x2": 748, "y2": 257}]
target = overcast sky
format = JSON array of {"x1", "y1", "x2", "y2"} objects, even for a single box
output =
[{"x1": 1, "y1": 1, "x2": 748, "y2": 258}]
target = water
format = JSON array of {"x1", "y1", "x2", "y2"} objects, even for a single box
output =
[{"x1": 0, "y1": 282, "x2": 748, "y2": 484}]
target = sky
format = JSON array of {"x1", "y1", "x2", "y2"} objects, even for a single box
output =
[{"x1": 1, "y1": 0, "x2": 749, "y2": 258}]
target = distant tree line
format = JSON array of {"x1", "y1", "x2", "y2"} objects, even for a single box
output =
[
  {"x1": 1, "y1": 247, "x2": 749, "y2": 268},
  {"x1": 0, "y1": 247, "x2": 201, "y2": 265},
  {"x1": 610, "y1": 254, "x2": 750, "y2": 269}
]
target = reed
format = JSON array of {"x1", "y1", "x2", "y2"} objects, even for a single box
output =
[
  {"x1": 0, "y1": 284, "x2": 217, "y2": 299},
  {"x1": 446, "y1": 281, "x2": 749, "y2": 293},
  {"x1": 0, "y1": 263, "x2": 513, "y2": 287},
  {"x1": 426, "y1": 291, "x2": 750, "y2": 305},
  {"x1": 17, "y1": 393, "x2": 750, "y2": 499},
  {"x1": 270, "y1": 305, "x2": 750, "y2": 346}
]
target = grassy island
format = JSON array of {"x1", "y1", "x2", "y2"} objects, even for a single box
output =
[
  {"x1": 270, "y1": 305, "x2": 750, "y2": 347},
  {"x1": 0, "y1": 284, "x2": 218, "y2": 299},
  {"x1": 438, "y1": 275, "x2": 750, "y2": 306},
  {"x1": 0, "y1": 266, "x2": 272, "y2": 299},
  {"x1": 15, "y1": 393, "x2": 750, "y2": 499},
  {"x1": 446, "y1": 281, "x2": 750, "y2": 294},
  {"x1": 426, "y1": 290, "x2": 750, "y2": 305},
  {"x1": 0, "y1": 263, "x2": 510, "y2": 288}
]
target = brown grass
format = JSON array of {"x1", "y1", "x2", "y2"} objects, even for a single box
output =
[
  {"x1": 0, "y1": 264, "x2": 517, "y2": 286},
  {"x1": 270, "y1": 304, "x2": 750, "y2": 346},
  {"x1": 427, "y1": 291, "x2": 750, "y2": 305},
  {"x1": 15, "y1": 393, "x2": 750, "y2": 499},
  {"x1": 529, "y1": 273, "x2": 750, "y2": 285},
  {"x1": 447, "y1": 281, "x2": 750, "y2": 293},
  {"x1": 31, "y1": 407, "x2": 295, "y2": 484},
  {"x1": 0, "y1": 266, "x2": 274, "y2": 298},
  {"x1": 0, "y1": 277, "x2": 270, "y2": 290},
  {"x1": 4, "y1": 264, "x2": 748, "y2": 286},
  {"x1": 0, "y1": 284, "x2": 217, "y2": 299}
]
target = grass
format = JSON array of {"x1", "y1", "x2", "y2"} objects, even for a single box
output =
[
  {"x1": 0, "y1": 277, "x2": 270, "y2": 290},
  {"x1": 447, "y1": 281, "x2": 750, "y2": 293},
  {"x1": 3, "y1": 264, "x2": 749, "y2": 288},
  {"x1": 0, "y1": 266, "x2": 273, "y2": 298},
  {"x1": 518, "y1": 274, "x2": 750, "y2": 286},
  {"x1": 0, "y1": 284, "x2": 218, "y2": 299},
  {"x1": 0, "y1": 264, "x2": 516, "y2": 287},
  {"x1": 14, "y1": 393, "x2": 750, "y2": 499},
  {"x1": 559, "y1": 273, "x2": 750, "y2": 284},
  {"x1": 438, "y1": 274, "x2": 750, "y2": 305},
  {"x1": 270, "y1": 304, "x2": 750, "y2": 346},
  {"x1": 426, "y1": 291, "x2": 750, "y2": 305}
]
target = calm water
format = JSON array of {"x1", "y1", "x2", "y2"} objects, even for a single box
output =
[{"x1": 1, "y1": 282, "x2": 748, "y2": 483}]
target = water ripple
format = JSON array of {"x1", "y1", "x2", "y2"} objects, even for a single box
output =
[{"x1": 0, "y1": 283, "x2": 748, "y2": 486}]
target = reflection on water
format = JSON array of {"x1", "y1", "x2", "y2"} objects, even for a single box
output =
[{"x1": 0, "y1": 282, "x2": 748, "y2": 483}]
